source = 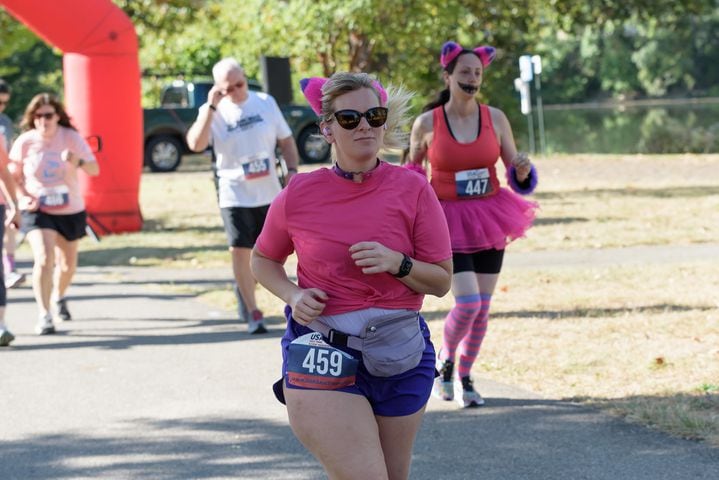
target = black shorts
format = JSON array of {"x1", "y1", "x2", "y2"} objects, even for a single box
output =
[
  {"x1": 453, "y1": 249, "x2": 505, "y2": 274},
  {"x1": 220, "y1": 205, "x2": 270, "y2": 248},
  {"x1": 21, "y1": 210, "x2": 87, "y2": 242}
]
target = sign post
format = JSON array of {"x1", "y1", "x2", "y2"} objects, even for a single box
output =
[
  {"x1": 532, "y1": 55, "x2": 546, "y2": 154},
  {"x1": 516, "y1": 54, "x2": 535, "y2": 154}
]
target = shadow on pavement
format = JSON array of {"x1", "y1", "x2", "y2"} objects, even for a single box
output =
[
  {"x1": 0, "y1": 416, "x2": 322, "y2": 480},
  {"x1": 416, "y1": 399, "x2": 719, "y2": 480}
]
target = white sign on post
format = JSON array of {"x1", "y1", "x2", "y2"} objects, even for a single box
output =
[
  {"x1": 514, "y1": 77, "x2": 531, "y2": 115},
  {"x1": 519, "y1": 55, "x2": 534, "y2": 82},
  {"x1": 531, "y1": 55, "x2": 542, "y2": 74}
]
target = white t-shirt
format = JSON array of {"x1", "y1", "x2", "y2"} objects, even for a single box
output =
[
  {"x1": 9, "y1": 126, "x2": 96, "y2": 215},
  {"x1": 206, "y1": 91, "x2": 292, "y2": 208}
]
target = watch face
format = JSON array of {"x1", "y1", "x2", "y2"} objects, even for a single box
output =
[{"x1": 396, "y1": 254, "x2": 413, "y2": 278}]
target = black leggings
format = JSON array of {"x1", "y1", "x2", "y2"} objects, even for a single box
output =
[{"x1": 452, "y1": 249, "x2": 505, "y2": 274}]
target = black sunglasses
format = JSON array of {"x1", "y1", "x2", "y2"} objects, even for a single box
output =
[
  {"x1": 34, "y1": 112, "x2": 56, "y2": 120},
  {"x1": 333, "y1": 107, "x2": 388, "y2": 130}
]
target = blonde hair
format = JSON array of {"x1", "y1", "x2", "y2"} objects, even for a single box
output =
[{"x1": 320, "y1": 72, "x2": 412, "y2": 153}]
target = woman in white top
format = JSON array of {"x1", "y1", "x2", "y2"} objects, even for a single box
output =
[{"x1": 9, "y1": 93, "x2": 99, "y2": 335}]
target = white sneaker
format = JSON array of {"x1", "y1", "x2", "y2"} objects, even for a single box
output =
[
  {"x1": 247, "y1": 309, "x2": 267, "y2": 335},
  {"x1": 455, "y1": 376, "x2": 485, "y2": 408},
  {"x1": 4, "y1": 271, "x2": 26, "y2": 289},
  {"x1": 35, "y1": 314, "x2": 56, "y2": 336},
  {"x1": 432, "y1": 359, "x2": 455, "y2": 401}
]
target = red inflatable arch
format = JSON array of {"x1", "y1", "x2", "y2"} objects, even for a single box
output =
[{"x1": 0, "y1": 0, "x2": 143, "y2": 234}]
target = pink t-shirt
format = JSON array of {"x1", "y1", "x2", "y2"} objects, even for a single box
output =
[
  {"x1": 256, "y1": 161, "x2": 452, "y2": 315},
  {"x1": 9, "y1": 126, "x2": 96, "y2": 215}
]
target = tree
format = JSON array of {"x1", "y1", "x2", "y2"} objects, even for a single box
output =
[{"x1": 0, "y1": 8, "x2": 62, "y2": 122}]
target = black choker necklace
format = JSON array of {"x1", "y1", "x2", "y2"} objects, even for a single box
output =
[{"x1": 332, "y1": 158, "x2": 381, "y2": 182}]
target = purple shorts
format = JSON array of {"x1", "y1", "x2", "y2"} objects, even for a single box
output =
[{"x1": 272, "y1": 308, "x2": 437, "y2": 417}]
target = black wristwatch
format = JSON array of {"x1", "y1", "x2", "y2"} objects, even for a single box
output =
[{"x1": 393, "y1": 253, "x2": 413, "y2": 278}]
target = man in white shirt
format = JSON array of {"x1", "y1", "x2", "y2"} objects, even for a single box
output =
[{"x1": 187, "y1": 58, "x2": 300, "y2": 334}]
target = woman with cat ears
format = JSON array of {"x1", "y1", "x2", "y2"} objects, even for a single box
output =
[
  {"x1": 407, "y1": 41, "x2": 539, "y2": 408},
  {"x1": 251, "y1": 72, "x2": 452, "y2": 479}
]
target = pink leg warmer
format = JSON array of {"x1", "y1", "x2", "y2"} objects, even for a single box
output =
[
  {"x1": 457, "y1": 293, "x2": 492, "y2": 378},
  {"x1": 440, "y1": 294, "x2": 483, "y2": 362}
]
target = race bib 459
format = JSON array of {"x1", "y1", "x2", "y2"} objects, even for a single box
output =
[{"x1": 287, "y1": 333, "x2": 358, "y2": 389}]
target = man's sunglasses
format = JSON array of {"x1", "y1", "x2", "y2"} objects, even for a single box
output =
[
  {"x1": 222, "y1": 81, "x2": 246, "y2": 95},
  {"x1": 333, "y1": 107, "x2": 388, "y2": 130},
  {"x1": 34, "y1": 112, "x2": 56, "y2": 120},
  {"x1": 0, "y1": 100, "x2": 8, "y2": 106}
]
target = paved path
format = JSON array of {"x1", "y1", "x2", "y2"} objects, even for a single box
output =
[{"x1": 2, "y1": 244, "x2": 718, "y2": 479}]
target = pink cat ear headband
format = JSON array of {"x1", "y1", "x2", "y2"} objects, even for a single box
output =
[
  {"x1": 440, "y1": 41, "x2": 496, "y2": 69},
  {"x1": 299, "y1": 77, "x2": 388, "y2": 116}
]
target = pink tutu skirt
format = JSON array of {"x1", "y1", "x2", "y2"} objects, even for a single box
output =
[{"x1": 440, "y1": 187, "x2": 538, "y2": 252}]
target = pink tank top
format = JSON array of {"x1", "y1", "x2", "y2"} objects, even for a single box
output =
[{"x1": 428, "y1": 104, "x2": 501, "y2": 201}]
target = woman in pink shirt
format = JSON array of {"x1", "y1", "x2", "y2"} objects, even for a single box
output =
[
  {"x1": 9, "y1": 93, "x2": 99, "y2": 335},
  {"x1": 251, "y1": 73, "x2": 453, "y2": 480}
]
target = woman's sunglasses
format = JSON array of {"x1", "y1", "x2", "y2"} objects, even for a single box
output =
[
  {"x1": 34, "y1": 112, "x2": 56, "y2": 120},
  {"x1": 333, "y1": 107, "x2": 388, "y2": 130}
]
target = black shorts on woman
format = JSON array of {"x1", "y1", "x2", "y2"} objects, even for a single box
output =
[
  {"x1": 452, "y1": 248, "x2": 504, "y2": 274},
  {"x1": 21, "y1": 209, "x2": 87, "y2": 242}
]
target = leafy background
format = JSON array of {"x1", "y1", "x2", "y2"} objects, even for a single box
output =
[{"x1": 1, "y1": 0, "x2": 718, "y2": 153}]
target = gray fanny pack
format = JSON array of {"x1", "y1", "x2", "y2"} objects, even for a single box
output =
[{"x1": 308, "y1": 311, "x2": 425, "y2": 377}]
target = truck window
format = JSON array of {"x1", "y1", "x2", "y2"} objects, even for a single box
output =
[
  {"x1": 161, "y1": 86, "x2": 189, "y2": 107},
  {"x1": 193, "y1": 83, "x2": 212, "y2": 107}
]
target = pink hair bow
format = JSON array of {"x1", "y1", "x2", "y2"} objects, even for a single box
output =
[
  {"x1": 440, "y1": 41, "x2": 496, "y2": 69},
  {"x1": 300, "y1": 77, "x2": 389, "y2": 116}
]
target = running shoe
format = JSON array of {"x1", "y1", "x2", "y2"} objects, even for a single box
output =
[
  {"x1": 247, "y1": 309, "x2": 267, "y2": 335},
  {"x1": 56, "y1": 298, "x2": 72, "y2": 322},
  {"x1": 455, "y1": 376, "x2": 485, "y2": 408},
  {"x1": 432, "y1": 358, "x2": 455, "y2": 401},
  {"x1": 4, "y1": 271, "x2": 26, "y2": 289},
  {"x1": 0, "y1": 328, "x2": 15, "y2": 346},
  {"x1": 35, "y1": 314, "x2": 56, "y2": 336}
]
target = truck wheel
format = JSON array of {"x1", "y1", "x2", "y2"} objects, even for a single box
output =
[
  {"x1": 145, "y1": 135, "x2": 183, "y2": 172},
  {"x1": 297, "y1": 125, "x2": 330, "y2": 164}
]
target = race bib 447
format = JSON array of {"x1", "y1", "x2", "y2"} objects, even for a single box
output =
[{"x1": 455, "y1": 168, "x2": 493, "y2": 198}]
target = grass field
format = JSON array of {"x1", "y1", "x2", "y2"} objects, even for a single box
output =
[{"x1": 36, "y1": 153, "x2": 719, "y2": 446}]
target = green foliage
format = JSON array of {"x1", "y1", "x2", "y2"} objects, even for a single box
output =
[
  {"x1": 637, "y1": 108, "x2": 719, "y2": 154},
  {"x1": 0, "y1": 8, "x2": 62, "y2": 124},
  {"x1": 3, "y1": 0, "x2": 719, "y2": 152}
]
